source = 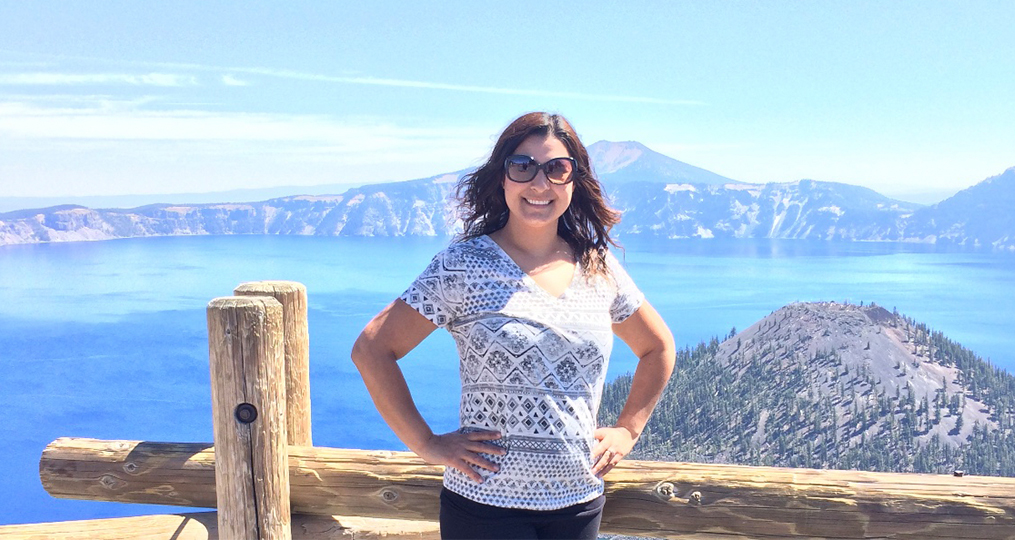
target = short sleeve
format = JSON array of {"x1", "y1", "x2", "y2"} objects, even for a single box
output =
[
  {"x1": 607, "y1": 251, "x2": 644, "y2": 323},
  {"x1": 399, "y1": 249, "x2": 462, "y2": 328}
]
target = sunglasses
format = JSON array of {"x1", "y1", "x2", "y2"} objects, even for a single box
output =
[{"x1": 503, "y1": 155, "x2": 577, "y2": 185}]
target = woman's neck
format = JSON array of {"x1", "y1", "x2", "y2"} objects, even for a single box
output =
[{"x1": 491, "y1": 220, "x2": 566, "y2": 260}]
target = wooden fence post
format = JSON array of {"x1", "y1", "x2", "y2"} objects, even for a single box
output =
[
  {"x1": 207, "y1": 296, "x2": 291, "y2": 540},
  {"x1": 234, "y1": 281, "x2": 312, "y2": 447}
]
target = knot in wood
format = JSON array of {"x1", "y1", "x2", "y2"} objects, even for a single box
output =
[
  {"x1": 381, "y1": 488, "x2": 399, "y2": 503},
  {"x1": 99, "y1": 474, "x2": 123, "y2": 490},
  {"x1": 654, "y1": 482, "x2": 675, "y2": 499},
  {"x1": 689, "y1": 491, "x2": 702, "y2": 505},
  {"x1": 123, "y1": 462, "x2": 138, "y2": 474}
]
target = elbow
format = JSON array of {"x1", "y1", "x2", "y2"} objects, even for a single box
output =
[
  {"x1": 350, "y1": 333, "x2": 375, "y2": 371},
  {"x1": 664, "y1": 331, "x2": 677, "y2": 363},
  {"x1": 652, "y1": 323, "x2": 677, "y2": 359},
  {"x1": 634, "y1": 338, "x2": 676, "y2": 376},
  {"x1": 663, "y1": 343, "x2": 678, "y2": 374},
  {"x1": 655, "y1": 331, "x2": 678, "y2": 374},
  {"x1": 351, "y1": 330, "x2": 399, "y2": 372}
]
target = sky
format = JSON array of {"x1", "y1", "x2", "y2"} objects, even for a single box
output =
[{"x1": 1, "y1": 0, "x2": 1014, "y2": 205}]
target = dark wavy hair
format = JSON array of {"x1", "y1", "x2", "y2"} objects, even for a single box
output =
[{"x1": 456, "y1": 112, "x2": 620, "y2": 276}]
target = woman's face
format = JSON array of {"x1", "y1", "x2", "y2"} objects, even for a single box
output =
[{"x1": 501, "y1": 134, "x2": 575, "y2": 233}]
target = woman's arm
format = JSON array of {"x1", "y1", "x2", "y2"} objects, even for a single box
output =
[
  {"x1": 351, "y1": 299, "x2": 505, "y2": 482},
  {"x1": 592, "y1": 300, "x2": 676, "y2": 477}
]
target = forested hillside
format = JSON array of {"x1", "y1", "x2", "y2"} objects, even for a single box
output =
[{"x1": 600, "y1": 302, "x2": 1015, "y2": 476}]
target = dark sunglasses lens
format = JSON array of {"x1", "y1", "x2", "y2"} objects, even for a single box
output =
[
  {"x1": 505, "y1": 156, "x2": 537, "y2": 182},
  {"x1": 545, "y1": 158, "x2": 574, "y2": 183}
]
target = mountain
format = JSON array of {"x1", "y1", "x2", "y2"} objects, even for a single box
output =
[
  {"x1": 901, "y1": 167, "x2": 1015, "y2": 248},
  {"x1": 0, "y1": 182, "x2": 364, "y2": 214},
  {"x1": 0, "y1": 175, "x2": 458, "y2": 246},
  {"x1": 587, "y1": 140, "x2": 738, "y2": 186},
  {"x1": 599, "y1": 302, "x2": 1015, "y2": 475},
  {"x1": 609, "y1": 178, "x2": 918, "y2": 240},
  {"x1": 263, "y1": 172, "x2": 461, "y2": 237},
  {"x1": 1, "y1": 146, "x2": 1012, "y2": 249}
]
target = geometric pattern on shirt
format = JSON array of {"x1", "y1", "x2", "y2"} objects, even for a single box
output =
[{"x1": 400, "y1": 235, "x2": 644, "y2": 511}]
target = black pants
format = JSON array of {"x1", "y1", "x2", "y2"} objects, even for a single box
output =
[{"x1": 439, "y1": 488, "x2": 605, "y2": 540}]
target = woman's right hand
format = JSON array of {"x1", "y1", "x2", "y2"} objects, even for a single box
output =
[{"x1": 416, "y1": 429, "x2": 506, "y2": 483}]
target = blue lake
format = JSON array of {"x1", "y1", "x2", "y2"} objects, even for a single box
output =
[{"x1": 2, "y1": 235, "x2": 1014, "y2": 525}]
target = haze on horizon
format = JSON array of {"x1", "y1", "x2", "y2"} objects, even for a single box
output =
[{"x1": 1, "y1": 1, "x2": 1014, "y2": 207}]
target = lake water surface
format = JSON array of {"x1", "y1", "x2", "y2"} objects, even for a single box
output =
[{"x1": 2, "y1": 235, "x2": 1014, "y2": 524}]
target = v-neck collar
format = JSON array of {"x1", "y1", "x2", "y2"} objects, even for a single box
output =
[{"x1": 482, "y1": 235, "x2": 579, "y2": 301}]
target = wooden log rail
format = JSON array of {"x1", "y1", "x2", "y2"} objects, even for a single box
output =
[
  {"x1": 36, "y1": 437, "x2": 1015, "y2": 540},
  {"x1": 0, "y1": 512, "x2": 439, "y2": 539}
]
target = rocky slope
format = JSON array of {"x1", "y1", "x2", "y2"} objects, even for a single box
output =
[{"x1": 599, "y1": 302, "x2": 1015, "y2": 475}]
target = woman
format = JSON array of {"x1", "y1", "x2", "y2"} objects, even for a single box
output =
[{"x1": 351, "y1": 112, "x2": 675, "y2": 539}]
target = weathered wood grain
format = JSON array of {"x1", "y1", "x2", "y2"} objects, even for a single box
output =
[
  {"x1": 208, "y1": 296, "x2": 291, "y2": 540},
  {"x1": 39, "y1": 438, "x2": 1015, "y2": 539},
  {"x1": 234, "y1": 281, "x2": 312, "y2": 447}
]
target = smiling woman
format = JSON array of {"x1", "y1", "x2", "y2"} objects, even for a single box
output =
[{"x1": 349, "y1": 112, "x2": 676, "y2": 540}]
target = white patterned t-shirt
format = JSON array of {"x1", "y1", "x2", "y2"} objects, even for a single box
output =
[{"x1": 399, "y1": 235, "x2": 644, "y2": 510}]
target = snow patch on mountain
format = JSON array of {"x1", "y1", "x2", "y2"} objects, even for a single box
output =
[{"x1": 664, "y1": 183, "x2": 697, "y2": 194}]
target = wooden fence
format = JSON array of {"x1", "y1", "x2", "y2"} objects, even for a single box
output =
[{"x1": 1, "y1": 281, "x2": 1013, "y2": 539}]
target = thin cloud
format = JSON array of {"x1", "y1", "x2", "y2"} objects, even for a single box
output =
[
  {"x1": 221, "y1": 74, "x2": 249, "y2": 86},
  {"x1": 227, "y1": 66, "x2": 703, "y2": 105},
  {"x1": 0, "y1": 99, "x2": 490, "y2": 151},
  {"x1": 3, "y1": 51, "x2": 702, "y2": 104},
  {"x1": 0, "y1": 61, "x2": 56, "y2": 68},
  {"x1": 0, "y1": 98, "x2": 494, "y2": 194},
  {"x1": 21, "y1": 53, "x2": 701, "y2": 105},
  {"x1": 0, "y1": 72, "x2": 198, "y2": 86}
]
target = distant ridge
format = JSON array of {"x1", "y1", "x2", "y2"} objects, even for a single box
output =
[
  {"x1": 0, "y1": 182, "x2": 363, "y2": 214},
  {"x1": 1, "y1": 146, "x2": 1012, "y2": 249},
  {"x1": 600, "y1": 301, "x2": 1015, "y2": 475},
  {"x1": 903, "y1": 166, "x2": 1015, "y2": 247}
]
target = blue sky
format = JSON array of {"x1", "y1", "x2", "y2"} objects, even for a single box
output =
[{"x1": 1, "y1": 0, "x2": 1013, "y2": 204}]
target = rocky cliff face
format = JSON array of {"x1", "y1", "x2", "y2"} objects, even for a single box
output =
[
  {"x1": 2, "y1": 149, "x2": 1012, "y2": 249},
  {"x1": 610, "y1": 179, "x2": 916, "y2": 241},
  {"x1": 0, "y1": 177, "x2": 458, "y2": 246}
]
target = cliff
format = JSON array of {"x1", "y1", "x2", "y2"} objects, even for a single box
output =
[{"x1": 3, "y1": 147, "x2": 1013, "y2": 249}]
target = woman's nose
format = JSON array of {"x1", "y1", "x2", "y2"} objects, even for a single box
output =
[{"x1": 530, "y1": 169, "x2": 552, "y2": 189}]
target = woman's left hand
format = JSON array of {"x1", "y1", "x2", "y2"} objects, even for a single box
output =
[{"x1": 591, "y1": 426, "x2": 637, "y2": 478}]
